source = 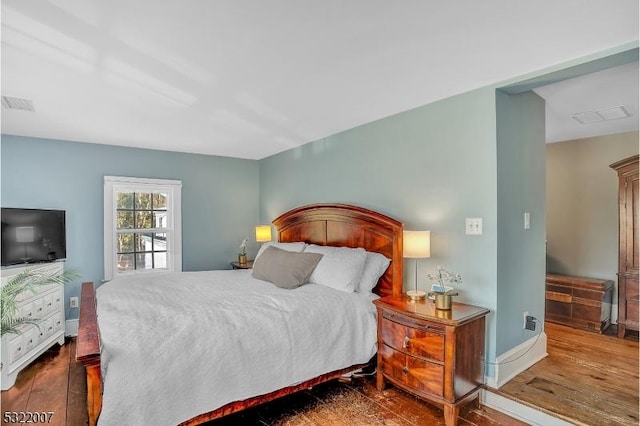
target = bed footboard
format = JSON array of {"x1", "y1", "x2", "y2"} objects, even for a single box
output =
[{"x1": 76, "y1": 281, "x2": 102, "y2": 426}]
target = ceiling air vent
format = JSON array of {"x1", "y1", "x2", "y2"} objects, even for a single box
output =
[
  {"x1": 1, "y1": 96, "x2": 35, "y2": 112},
  {"x1": 572, "y1": 105, "x2": 630, "y2": 124}
]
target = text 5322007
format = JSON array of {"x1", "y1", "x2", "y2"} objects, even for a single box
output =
[{"x1": 3, "y1": 412, "x2": 55, "y2": 423}]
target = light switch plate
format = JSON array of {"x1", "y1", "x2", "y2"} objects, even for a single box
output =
[{"x1": 465, "y1": 218, "x2": 482, "y2": 235}]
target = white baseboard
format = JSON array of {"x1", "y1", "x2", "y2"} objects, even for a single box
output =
[
  {"x1": 485, "y1": 330, "x2": 548, "y2": 389},
  {"x1": 481, "y1": 389, "x2": 572, "y2": 426},
  {"x1": 65, "y1": 319, "x2": 78, "y2": 337}
]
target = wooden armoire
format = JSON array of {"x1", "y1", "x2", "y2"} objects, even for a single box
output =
[{"x1": 610, "y1": 155, "x2": 639, "y2": 338}]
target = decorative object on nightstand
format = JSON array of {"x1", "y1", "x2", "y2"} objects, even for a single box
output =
[
  {"x1": 374, "y1": 295, "x2": 489, "y2": 426},
  {"x1": 403, "y1": 230, "x2": 430, "y2": 300},
  {"x1": 238, "y1": 238, "x2": 248, "y2": 266},
  {"x1": 427, "y1": 265, "x2": 462, "y2": 310},
  {"x1": 255, "y1": 225, "x2": 272, "y2": 243}
]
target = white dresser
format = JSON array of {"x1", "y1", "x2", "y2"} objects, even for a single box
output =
[{"x1": 1, "y1": 262, "x2": 65, "y2": 390}]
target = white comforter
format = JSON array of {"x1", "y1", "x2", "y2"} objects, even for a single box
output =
[{"x1": 96, "y1": 270, "x2": 378, "y2": 425}]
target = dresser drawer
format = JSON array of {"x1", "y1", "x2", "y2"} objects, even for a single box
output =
[
  {"x1": 380, "y1": 344, "x2": 443, "y2": 397},
  {"x1": 381, "y1": 313, "x2": 444, "y2": 362},
  {"x1": 7, "y1": 334, "x2": 25, "y2": 364}
]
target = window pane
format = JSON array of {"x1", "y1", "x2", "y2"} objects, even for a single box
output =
[
  {"x1": 135, "y1": 193, "x2": 152, "y2": 210},
  {"x1": 153, "y1": 233, "x2": 167, "y2": 251},
  {"x1": 135, "y1": 233, "x2": 154, "y2": 252},
  {"x1": 135, "y1": 252, "x2": 155, "y2": 270},
  {"x1": 117, "y1": 253, "x2": 134, "y2": 272},
  {"x1": 135, "y1": 211, "x2": 152, "y2": 229},
  {"x1": 153, "y1": 193, "x2": 167, "y2": 209},
  {"x1": 154, "y1": 212, "x2": 168, "y2": 229},
  {"x1": 117, "y1": 233, "x2": 135, "y2": 252},
  {"x1": 117, "y1": 211, "x2": 134, "y2": 229},
  {"x1": 116, "y1": 192, "x2": 133, "y2": 209},
  {"x1": 154, "y1": 252, "x2": 167, "y2": 269}
]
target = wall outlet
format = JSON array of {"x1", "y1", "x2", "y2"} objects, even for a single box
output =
[
  {"x1": 523, "y1": 312, "x2": 536, "y2": 331},
  {"x1": 70, "y1": 296, "x2": 79, "y2": 308}
]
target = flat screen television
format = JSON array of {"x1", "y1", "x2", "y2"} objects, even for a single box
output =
[{"x1": 1, "y1": 208, "x2": 66, "y2": 267}]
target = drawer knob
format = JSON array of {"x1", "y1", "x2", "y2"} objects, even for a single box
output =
[
  {"x1": 402, "y1": 366, "x2": 409, "y2": 375},
  {"x1": 402, "y1": 336, "x2": 411, "y2": 349}
]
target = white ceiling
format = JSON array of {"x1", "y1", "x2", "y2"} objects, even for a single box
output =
[
  {"x1": 534, "y1": 61, "x2": 639, "y2": 143},
  {"x1": 1, "y1": 1, "x2": 638, "y2": 160}
]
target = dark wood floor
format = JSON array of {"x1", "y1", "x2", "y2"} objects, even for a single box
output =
[
  {"x1": 1, "y1": 339, "x2": 521, "y2": 426},
  {"x1": 1, "y1": 338, "x2": 87, "y2": 426},
  {"x1": 3, "y1": 323, "x2": 637, "y2": 426}
]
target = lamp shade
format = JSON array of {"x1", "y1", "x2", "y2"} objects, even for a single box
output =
[
  {"x1": 403, "y1": 230, "x2": 430, "y2": 258},
  {"x1": 255, "y1": 225, "x2": 272, "y2": 242}
]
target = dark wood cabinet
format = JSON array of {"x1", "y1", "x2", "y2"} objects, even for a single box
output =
[
  {"x1": 611, "y1": 155, "x2": 639, "y2": 338},
  {"x1": 374, "y1": 296, "x2": 489, "y2": 426},
  {"x1": 545, "y1": 273, "x2": 613, "y2": 333}
]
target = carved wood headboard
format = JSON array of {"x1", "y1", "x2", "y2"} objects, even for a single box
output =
[{"x1": 272, "y1": 204, "x2": 404, "y2": 298}]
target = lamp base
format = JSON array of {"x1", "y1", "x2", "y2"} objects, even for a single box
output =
[{"x1": 406, "y1": 290, "x2": 426, "y2": 300}]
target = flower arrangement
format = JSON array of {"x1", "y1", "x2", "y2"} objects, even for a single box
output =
[
  {"x1": 427, "y1": 265, "x2": 462, "y2": 295},
  {"x1": 238, "y1": 238, "x2": 248, "y2": 256}
]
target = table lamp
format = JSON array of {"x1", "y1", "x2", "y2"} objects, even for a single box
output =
[
  {"x1": 403, "y1": 230, "x2": 431, "y2": 300},
  {"x1": 255, "y1": 225, "x2": 272, "y2": 243}
]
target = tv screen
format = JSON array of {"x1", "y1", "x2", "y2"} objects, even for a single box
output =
[{"x1": 1, "y1": 208, "x2": 66, "y2": 267}]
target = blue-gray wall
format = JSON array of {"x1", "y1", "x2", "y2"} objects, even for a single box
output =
[
  {"x1": 496, "y1": 91, "x2": 547, "y2": 355},
  {"x1": 260, "y1": 87, "x2": 501, "y2": 369},
  {"x1": 1, "y1": 135, "x2": 260, "y2": 319}
]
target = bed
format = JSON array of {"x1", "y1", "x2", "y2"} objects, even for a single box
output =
[{"x1": 77, "y1": 203, "x2": 404, "y2": 425}]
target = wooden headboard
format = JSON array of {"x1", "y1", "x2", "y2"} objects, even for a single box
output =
[{"x1": 273, "y1": 203, "x2": 404, "y2": 298}]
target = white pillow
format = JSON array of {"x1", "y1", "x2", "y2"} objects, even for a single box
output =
[
  {"x1": 357, "y1": 251, "x2": 391, "y2": 293},
  {"x1": 255, "y1": 241, "x2": 307, "y2": 261},
  {"x1": 304, "y1": 244, "x2": 367, "y2": 293}
]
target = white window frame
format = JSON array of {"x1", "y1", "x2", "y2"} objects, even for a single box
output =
[{"x1": 104, "y1": 176, "x2": 182, "y2": 281}]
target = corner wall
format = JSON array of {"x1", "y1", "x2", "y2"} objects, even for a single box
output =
[{"x1": 495, "y1": 90, "x2": 547, "y2": 356}]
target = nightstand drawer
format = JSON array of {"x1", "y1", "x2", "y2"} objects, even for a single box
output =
[
  {"x1": 380, "y1": 316, "x2": 445, "y2": 362},
  {"x1": 380, "y1": 344, "x2": 443, "y2": 397}
]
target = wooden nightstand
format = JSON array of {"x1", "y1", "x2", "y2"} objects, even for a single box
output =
[
  {"x1": 230, "y1": 260, "x2": 253, "y2": 269},
  {"x1": 373, "y1": 295, "x2": 489, "y2": 426}
]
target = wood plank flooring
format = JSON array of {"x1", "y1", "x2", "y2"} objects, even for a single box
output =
[
  {"x1": 2, "y1": 323, "x2": 636, "y2": 425},
  {"x1": 2, "y1": 339, "x2": 520, "y2": 426},
  {"x1": 1, "y1": 338, "x2": 87, "y2": 426},
  {"x1": 496, "y1": 322, "x2": 639, "y2": 426}
]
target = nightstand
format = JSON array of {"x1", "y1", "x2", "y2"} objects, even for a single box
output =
[
  {"x1": 373, "y1": 295, "x2": 489, "y2": 426},
  {"x1": 230, "y1": 260, "x2": 253, "y2": 269}
]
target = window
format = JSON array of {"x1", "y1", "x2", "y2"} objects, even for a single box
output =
[{"x1": 104, "y1": 176, "x2": 182, "y2": 280}]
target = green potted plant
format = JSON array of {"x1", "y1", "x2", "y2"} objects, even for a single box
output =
[{"x1": 1, "y1": 267, "x2": 79, "y2": 336}]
